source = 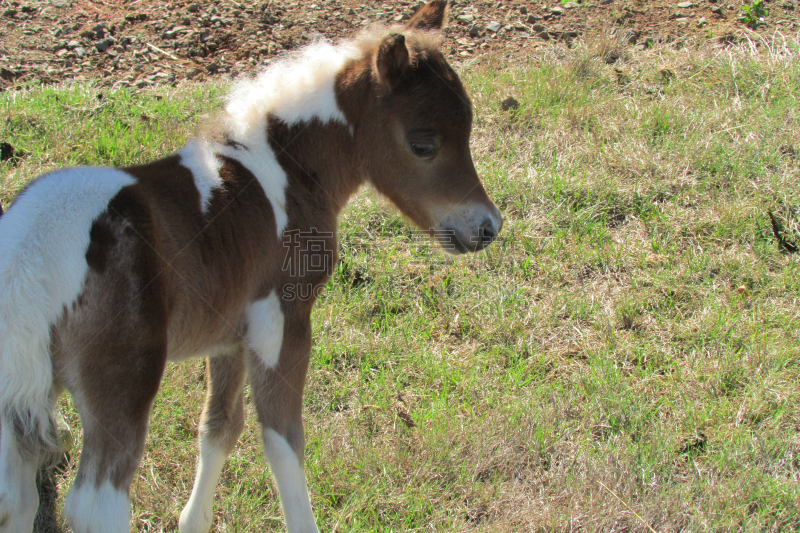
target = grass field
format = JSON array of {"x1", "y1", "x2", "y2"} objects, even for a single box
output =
[{"x1": 2, "y1": 32, "x2": 800, "y2": 532}]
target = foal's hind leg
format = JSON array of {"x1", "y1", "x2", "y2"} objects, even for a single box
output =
[
  {"x1": 180, "y1": 349, "x2": 245, "y2": 533},
  {"x1": 248, "y1": 307, "x2": 319, "y2": 533},
  {"x1": 61, "y1": 340, "x2": 166, "y2": 533}
]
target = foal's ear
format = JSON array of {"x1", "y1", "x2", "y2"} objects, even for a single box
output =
[
  {"x1": 406, "y1": 0, "x2": 448, "y2": 31},
  {"x1": 375, "y1": 33, "x2": 410, "y2": 89}
]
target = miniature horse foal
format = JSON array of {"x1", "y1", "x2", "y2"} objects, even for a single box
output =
[{"x1": 0, "y1": 2, "x2": 502, "y2": 531}]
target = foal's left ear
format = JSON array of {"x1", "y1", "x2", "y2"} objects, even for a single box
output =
[
  {"x1": 375, "y1": 33, "x2": 410, "y2": 89},
  {"x1": 406, "y1": 0, "x2": 448, "y2": 31}
]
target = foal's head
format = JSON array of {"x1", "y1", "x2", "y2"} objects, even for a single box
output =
[{"x1": 344, "y1": 1, "x2": 502, "y2": 254}]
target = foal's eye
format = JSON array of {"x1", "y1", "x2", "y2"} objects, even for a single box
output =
[{"x1": 409, "y1": 140, "x2": 437, "y2": 158}]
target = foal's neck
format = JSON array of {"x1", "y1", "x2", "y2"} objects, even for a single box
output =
[{"x1": 265, "y1": 114, "x2": 364, "y2": 233}]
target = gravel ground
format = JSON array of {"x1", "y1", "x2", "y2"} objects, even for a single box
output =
[{"x1": 0, "y1": 0, "x2": 799, "y2": 91}]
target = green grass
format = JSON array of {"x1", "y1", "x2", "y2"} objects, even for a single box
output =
[{"x1": 4, "y1": 34, "x2": 800, "y2": 531}]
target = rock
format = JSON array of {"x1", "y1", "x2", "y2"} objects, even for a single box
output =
[
  {"x1": 527, "y1": 14, "x2": 541, "y2": 23},
  {"x1": 199, "y1": 30, "x2": 211, "y2": 42},
  {"x1": 538, "y1": 30, "x2": 551, "y2": 40},
  {"x1": 563, "y1": 1, "x2": 580, "y2": 8},
  {"x1": 697, "y1": 16, "x2": 708, "y2": 26},
  {"x1": 135, "y1": 79, "x2": 151, "y2": 88},
  {"x1": 187, "y1": 3, "x2": 200, "y2": 13},
  {"x1": 677, "y1": 1, "x2": 694, "y2": 7},
  {"x1": 710, "y1": 5, "x2": 724, "y2": 15},
  {"x1": 206, "y1": 61, "x2": 220, "y2": 73},
  {"x1": 74, "y1": 46, "x2": 86, "y2": 57},
  {"x1": 125, "y1": 13, "x2": 148, "y2": 22},
  {"x1": 186, "y1": 67, "x2": 202, "y2": 79},
  {"x1": 520, "y1": 6, "x2": 528, "y2": 14},
  {"x1": 486, "y1": 21, "x2": 501, "y2": 32},
  {"x1": 95, "y1": 38, "x2": 114, "y2": 52},
  {"x1": 2, "y1": 8, "x2": 17, "y2": 17},
  {"x1": 468, "y1": 23, "x2": 483, "y2": 37},
  {"x1": 457, "y1": 14, "x2": 474, "y2": 23},
  {"x1": 93, "y1": 23, "x2": 106, "y2": 39},
  {"x1": 551, "y1": 6, "x2": 565, "y2": 15},
  {"x1": 67, "y1": 40, "x2": 80, "y2": 49},
  {"x1": 501, "y1": 96, "x2": 520, "y2": 111},
  {"x1": 532, "y1": 23, "x2": 547, "y2": 32}
]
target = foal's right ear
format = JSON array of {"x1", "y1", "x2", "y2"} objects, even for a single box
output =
[{"x1": 375, "y1": 33, "x2": 410, "y2": 89}]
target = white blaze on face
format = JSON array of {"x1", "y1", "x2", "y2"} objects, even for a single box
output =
[
  {"x1": 64, "y1": 479, "x2": 131, "y2": 533},
  {"x1": 180, "y1": 440, "x2": 228, "y2": 533},
  {"x1": 245, "y1": 291, "x2": 284, "y2": 369},
  {"x1": 262, "y1": 429, "x2": 319, "y2": 533}
]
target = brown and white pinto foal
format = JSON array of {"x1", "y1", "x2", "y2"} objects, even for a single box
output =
[{"x1": 0, "y1": 2, "x2": 501, "y2": 532}]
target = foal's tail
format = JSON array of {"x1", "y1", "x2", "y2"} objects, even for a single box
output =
[{"x1": 0, "y1": 204, "x2": 60, "y2": 459}]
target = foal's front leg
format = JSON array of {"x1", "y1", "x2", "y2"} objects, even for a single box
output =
[
  {"x1": 180, "y1": 349, "x2": 246, "y2": 533},
  {"x1": 247, "y1": 306, "x2": 319, "y2": 533}
]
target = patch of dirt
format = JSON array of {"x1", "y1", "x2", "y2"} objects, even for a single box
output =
[{"x1": 0, "y1": 0, "x2": 798, "y2": 90}]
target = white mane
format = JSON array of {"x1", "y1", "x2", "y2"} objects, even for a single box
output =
[{"x1": 224, "y1": 39, "x2": 362, "y2": 132}]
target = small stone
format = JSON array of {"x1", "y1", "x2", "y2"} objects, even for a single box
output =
[
  {"x1": 538, "y1": 30, "x2": 550, "y2": 40},
  {"x1": 468, "y1": 23, "x2": 483, "y2": 37},
  {"x1": 67, "y1": 40, "x2": 80, "y2": 49},
  {"x1": 187, "y1": 2, "x2": 200, "y2": 13},
  {"x1": 162, "y1": 29, "x2": 180, "y2": 39},
  {"x1": 711, "y1": 5, "x2": 724, "y2": 14},
  {"x1": 2, "y1": 8, "x2": 17, "y2": 17},
  {"x1": 95, "y1": 37, "x2": 114, "y2": 52},
  {"x1": 486, "y1": 21, "x2": 501, "y2": 32},
  {"x1": 199, "y1": 30, "x2": 211, "y2": 42},
  {"x1": 206, "y1": 61, "x2": 220, "y2": 73},
  {"x1": 457, "y1": 14, "x2": 475, "y2": 23},
  {"x1": 676, "y1": 17, "x2": 689, "y2": 26},
  {"x1": 677, "y1": 1, "x2": 694, "y2": 7},
  {"x1": 501, "y1": 96, "x2": 520, "y2": 111},
  {"x1": 74, "y1": 46, "x2": 86, "y2": 57},
  {"x1": 520, "y1": 5, "x2": 528, "y2": 14},
  {"x1": 697, "y1": 16, "x2": 708, "y2": 26},
  {"x1": 532, "y1": 23, "x2": 547, "y2": 32},
  {"x1": 20, "y1": 5, "x2": 35, "y2": 13},
  {"x1": 563, "y1": 1, "x2": 580, "y2": 8},
  {"x1": 551, "y1": 6, "x2": 565, "y2": 15},
  {"x1": 527, "y1": 13, "x2": 541, "y2": 23},
  {"x1": 136, "y1": 79, "x2": 151, "y2": 88},
  {"x1": 186, "y1": 66, "x2": 202, "y2": 79}
]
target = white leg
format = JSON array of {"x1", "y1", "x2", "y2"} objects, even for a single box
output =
[
  {"x1": 262, "y1": 429, "x2": 319, "y2": 533},
  {"x1": 64, "y1": 479, "x2": 130, "y2": 533},
  {"x1": 0, "y1": 419, "x2": 39, "y2": 533},
  {"x1": 180, "y1": 439, "x2": 228, "y2": 533}
]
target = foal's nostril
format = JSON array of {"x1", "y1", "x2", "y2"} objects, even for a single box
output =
[{"x1": 478, "y1": 220, "x2": 498, "y2": 250}]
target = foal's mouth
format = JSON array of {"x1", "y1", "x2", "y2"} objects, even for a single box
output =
[{"x1": 438, "y1": 223, "x2": 499, "y2": 254}]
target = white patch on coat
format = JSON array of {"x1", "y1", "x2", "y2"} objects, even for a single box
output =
[
  {"x1": 179, "y1": 440, "x2": 228, "y2": 533},
  {"x1": 178, "y1": 138, "x2": 223, "y2": 213},
  {"x1": 262, "y1": 429, "x2": 319, "y2": 533},
  {"x1": 215, "y1": 130, "x2": 289, "y2": 236},
  {"x1": 0, "y1": 167, "x2": 135, "y2": 443},
  {"x1": 64, "y1": 479, "x2": 131, "y2": 533},
  {"x1": 245, "y1": 292, "x2": 284, "y2": 369},
  {"x1": 0, "y1": 418, "x2": 39, "y2": 532}
]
